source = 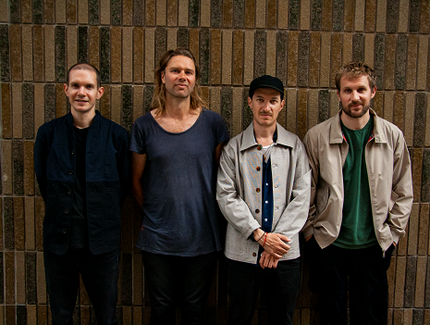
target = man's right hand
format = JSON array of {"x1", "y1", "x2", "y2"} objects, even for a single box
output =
[{"x1": 252, "y1": 229, "x2": 290, "y2": 258}]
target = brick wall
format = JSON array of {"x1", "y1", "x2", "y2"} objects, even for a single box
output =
[{"x1": 0, "y1": 0, "x2": 429, "y2": 324}]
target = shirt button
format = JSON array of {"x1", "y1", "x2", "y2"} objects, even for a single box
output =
[
  {"x1": 256, "y1": 188, "x2": 260, "y2": 193},
  {"x1": 63, "y1": 229, "x2": 68, "y2": 234},
  {"x1": 68, "y1": 170, "x2": 73, "y2": 175},
  {"x1": 265, "y1": 201, "x2": 268, "y2": 204},
  {"x1": 71, "y1": 150, "x2": 75, "y2": 155},
  {"x1": 255, "y1": 209, "x2": 260, "y2": 213},
  {"x1": 252, "y1": 252, "x2": 256, "y2": 257},
  {"x1": 266, "y1": 183, "x2": 269, "y2": 186},
  {"x1": 257, "y1": 146, "x2": 262, "y2": 151},
  {"x1": 67, "y1": 189, "x2": 72, "y2": 195},
  {"x1": 256, "y1": 166, "x2": 261, "y2": 171},
  {"x1": 264, "y1": 218, "x2": 268, "y2": 222},
  {"x1": 64, "y1": 208, "x2": 70, "y2": 214}
]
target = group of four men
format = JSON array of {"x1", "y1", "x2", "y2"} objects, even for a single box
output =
[{"x1": 34, "y1": 48, "x2": 413, "y2": 325}]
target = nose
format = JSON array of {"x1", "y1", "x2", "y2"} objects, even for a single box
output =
[
  {"x1": 351, "y1": 90, "x2": 359, "y2": 101},
  {"x1": 262, "y1": 102, "x2": 271, "y2": 111},
  {"x1": 77, "y1": 86, "x2": 85, "y2": 95}
]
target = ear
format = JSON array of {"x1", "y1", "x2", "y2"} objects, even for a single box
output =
[
  {"x1": 161, "y1": 71, "x2": 166, "y2": 84},
  {"x1": 63, "y1": 84, "x2": 69, "y2": 97},
  {"x1": 248, "y1": 96, "x2": 252, "y2": 107},
  {"x1": 96, "y1": 86, "x2": 105, "y2": 99},
  {"x1": 337, "y1": 90, "x2": 341, "y2": 102},
  {"x1": 280, "y1": 99, "x2": 285, "y2": 111},
  {"x1": 370, "y1": 86, "x2": 377, "y2": 99}
]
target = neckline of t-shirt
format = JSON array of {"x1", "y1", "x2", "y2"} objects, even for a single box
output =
[{"x1": 149, "y1": 109, "x2": 204, "y2": 135}]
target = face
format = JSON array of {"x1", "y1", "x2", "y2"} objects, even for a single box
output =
[
  {"x1": 337, "y1": 75, "x2": 376, "y2": 119},
  {"x1": 161, "y1": 55, "x2": 196, "y2": 100},
  {"x1": 249, "y1": 88, "x2": 284, "y2": 128},
  {"x1": 64, "y1": 69, "x2": 104, "y2": 115}
]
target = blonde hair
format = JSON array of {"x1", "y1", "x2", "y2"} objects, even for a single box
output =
[
  {"x1": 151, "y1": 48, "x2": 207, "y2": 117},
  {"x1": 335, "y1": 61, "x2": 377, "y2": 91}
]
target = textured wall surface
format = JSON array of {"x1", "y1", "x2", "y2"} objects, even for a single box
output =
[{"x1": 0, "y1": 0, "x2": 430, "y2": 324}]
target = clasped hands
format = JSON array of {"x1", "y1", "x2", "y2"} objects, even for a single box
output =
[{"x1": 253, "y1": 229, "x2": 291, "y2": 269}]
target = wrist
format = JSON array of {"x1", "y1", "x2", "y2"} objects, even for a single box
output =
[{"x1": 253, "y1": 228, "x2": 264, "y2": 241}]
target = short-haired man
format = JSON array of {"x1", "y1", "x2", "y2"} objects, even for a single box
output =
[
  {"x1": 217, "y1": 75, "x2": 311, "y2": 325},
  {"x1": 303, "y1": 62, "x2": 413, "y2": 324},
  {"x1": 34, "y1": 63, "x2": 130, "y2": 324}
]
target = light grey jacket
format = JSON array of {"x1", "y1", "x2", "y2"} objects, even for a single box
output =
[
  {"x1": 303, "y1": 109, "x2": 413, "y2": 252},
  {"x1": 216, "y1": 123, "x2": 311, "y2": 264}
]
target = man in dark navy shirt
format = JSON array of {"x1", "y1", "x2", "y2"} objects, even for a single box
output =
[
  {"x1": 217, "y1": 75, "x2": 311, "y2": 325},
  {"x1": 34, "y1": 63, "x2": 130, "y2": 325}
]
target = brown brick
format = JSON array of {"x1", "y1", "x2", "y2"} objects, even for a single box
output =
[
  {"x1": 343, "y1": 0, "x2": 354, "y2": 31},
  {"x1": 394, "y1": 256, "x2": 406, "y2": 307},
  {"x1": 189, "y1": 29, "x2": 199, "y2": 67},
  {"x1": 297, "y1": 89, "x2": 308, "y2": 140},
  {"x1": 383, "y1": 90, "x2": 394, "y2": 123},
  {"x1": 388, "y1": 256, "x2": 396, "y2": 307},
  {"x1": 415, "y1": 256, "x2": 427, "y2": 307},
  {"x1": 22, "y1": 25, "x2": 33, "y2": 81},
  {"x1": 211, "y1": 30, "x2": 222, "y2": 85},
  {"x1": 25, "y1": 197, "x2": 35, "y2": 251},
  {"x1": 300, "y1": 0, "x2": 310, "y2": 30},
  {"x1": 35, "y1": 197, "x2": 45, "y2": 251},
  {"x1": 355, "y1": 0, "x2": 365, "y2": 31},
  {"x1": 287, "y1": 31, "x2": 299, "y2": 87},
  {"x1": 67, "y1": 0, "x2": 77, "y2": 24},
  {"x1": 66, "y1": 26, "x2": 77, "y2": 70},
  {"x1": 330, "y1": 33, "x2": 342, "y2": 88},
  {"x1": 244, "y1": 31, "x2": 254, "y2": 85},
  {"x1": 123, "y1": 0, "x2": 133, "y2": 25},
  {"x1": 376, "y1": 0, "x2": 387, "y2": 32},
  {"x1": 78, "y1": 0, "x2": 88, "y2": 23},
  {"x1": 398, "y1": 0, "x2": 410, "y2": 33},
  {"x1": 144, "y1": 28, "x2": 155, "y2": 83},
  {"x1": 5, "y1": 252, "x2": 15, "y2": 304},
  {"x1": 418, "y1": 204, "x2": 429, "y2": 256},
  {"x1": 322, "y1": 0, "x2": 333, "y2": 31},
  {"x1": 406, "y1": 35, "x2": 418, "y2": 90},
  {"x1": 278, "y1": 0, "x2": 289, "y2": 29},
  {"x1": 222, "y1": 30, "x2": 232, "y2": 85},
  {"x1": 10, "y1": 25, "x2": 22, "y2": 82},
  {"x1": 309, "y1": 32, "x2": 321, "y2": 87},
  {"x1": 111, "y1": 85, "x2": 121, "y2": 124},
  {"x1": 45, "y1": 25, "x2": 56, "y2": 82},
  {"x1": 266, "y1": 30, "x2": 276, "y2": 77},
  {"x1": 245, "y1": 0, "x2": 255, "y2": 28},
  {"x1": 111, "y1": 27, "x2": 122, "y2": 84},
  {"x1": 122, "y1": 27, "x2": 133, "y2": 83},
  {"x1": 16, "y1": 251, "x2": 25, "y2": 304},
  {"x1": 417, "y1": 36, "x2": 428, "y2": 91},
  {"x1": 232, "y1": 30, "x2": 243, "y2": 85},
  {"x1": 2, "y1": 141, "x2": 12, "y2": 195},
  {"x1": 384, "y1": 34, "x2": 396, "y2": 90},
  {"x1": 2, "y1": 83, "x2": 12, "y2": 139},
  {"x1": 14, "y1": 197, "x2": 25, "y2": 251},
  {"x1": 36, "y1": 252, "x2": 46, "y2": 303},
  {"x1": 12, "y1": 83, "x2": 22, "y2": 139},
  {"x1": 407, "y1": 204, "x2": 420, "y2": 256}
]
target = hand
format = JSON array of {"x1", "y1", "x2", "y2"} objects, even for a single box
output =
[
  {"x1": 262, "y1": 233, "x2": 291, "y2": 258},
  {"x1": 259, "y1": 251, "x2": 280, "y2": 269}
]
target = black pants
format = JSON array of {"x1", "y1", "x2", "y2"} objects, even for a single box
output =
[
  {"x1": 142, "y1": 251, "x2": 217, "y2": 325},
  {"x1": 227, "y1": 257, "x2": 301, "y2": 325},
  {"x1": 44, "y1": 248, "x2": 119, "y2": 325},
  {"x1": 308, "y1": 238, "x2": 394, "y2": 325}
]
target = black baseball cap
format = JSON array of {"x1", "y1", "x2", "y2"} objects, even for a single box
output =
[{"x1": 249, "y1": 75, "x2": 284, "y2": 100}]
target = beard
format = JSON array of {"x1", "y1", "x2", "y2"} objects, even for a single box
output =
[{"x1": 341, "y1": 101, "x2": 370, "y2": 119}]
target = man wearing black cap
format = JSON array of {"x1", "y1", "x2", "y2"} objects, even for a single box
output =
[{"x1": 216, "y1": 75, "x2": 311, "y2": 325}]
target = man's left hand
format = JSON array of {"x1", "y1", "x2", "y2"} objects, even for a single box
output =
[{"x1": 259, "y1": 251, "x2": 280, "y2": 269}]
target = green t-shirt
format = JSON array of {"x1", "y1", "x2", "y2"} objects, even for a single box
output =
[{"x1": 333, "y1": 117, "x2": 378, "y2": 249}]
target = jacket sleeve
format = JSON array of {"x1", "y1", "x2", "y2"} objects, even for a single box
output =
[
  {"x1": 387, "y1": 133, "x2": 413, "y2": 243},
  {"x1": 216, "y1": 144, "x2": 261, "y2": 239},
  {"x1": 34, "y1": 125, "x2": 49, "y2": 202},
  {"x1": 273, "y1": 142, "x2": 312, "y2": 240},
  {"x1": 301, "y1": 130, "x2": 319, "y2": 238}
]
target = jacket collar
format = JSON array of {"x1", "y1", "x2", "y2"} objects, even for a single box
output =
[
  {"x1": 329, "y1": 108, "x2": 386, "y2": 144},
  {"x1": 65, "y1": 110, "x2": 102, "y2": 127},
  {"x1": 240, "y1": 122, "x2": 297, "y2": 151}
]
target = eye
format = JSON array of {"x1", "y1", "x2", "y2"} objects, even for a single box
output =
[
  {"x1": 270, "y1": 100, "x2": 278, "y2": 104},
  {"x1": 344, "y1": 89, "x2": 351, "y2": 93}
]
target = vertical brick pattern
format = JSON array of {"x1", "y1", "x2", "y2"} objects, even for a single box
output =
[{"x1": 1, "y1": 1, "x2": 430, "y2": 324}]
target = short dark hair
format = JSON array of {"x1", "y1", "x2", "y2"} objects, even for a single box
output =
[
  {"x1": 249, "y1": 75, "x2": 284, "y2": 101},
  {"x1": 335, "y1": 61, "x2": 376, "y2": 91},
  {"x1": 67, "y1": 63, "x2": 101, "y2": 88}
]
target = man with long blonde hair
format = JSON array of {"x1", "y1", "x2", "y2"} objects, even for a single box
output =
[{"x1": 130, "y1": 48, "x2": 229, "y2": 324}]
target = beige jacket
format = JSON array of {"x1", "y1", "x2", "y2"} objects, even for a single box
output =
[
  {"x1": 217, "y1": 123, "x2": 311, "y2": 264},
  {"x1": 302, "y1": 109, "x2": 413, "y2": 252}
]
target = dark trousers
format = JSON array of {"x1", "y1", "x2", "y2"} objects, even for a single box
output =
[
  {"x1": 227, "y1": 257, "x2": 301, "y2": 325},
  {"x1": 308, "y1": 238, "x2": 394, "y2": 325},
  {"x1": 44, "y1": 248, "x2": 119, "y2": 325},
  {"x1": 142, "y1": 251, "x2": 217, "y2": 325}
]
